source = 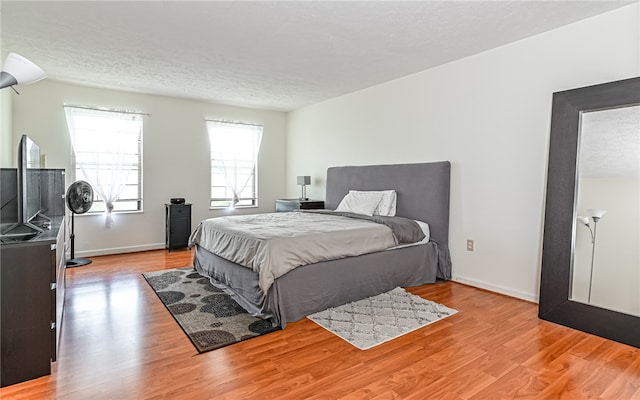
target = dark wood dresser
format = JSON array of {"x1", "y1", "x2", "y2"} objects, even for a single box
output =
[{"x1": 0, "y1": 168, "x2": 66, "y2": 387}]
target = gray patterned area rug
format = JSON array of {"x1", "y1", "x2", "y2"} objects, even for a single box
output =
[
  {"x1": 142, "y1": 266, "x2": 279, "y2": 353},
  {"x1": 308, "y1": 287, "x2": 457, "y2": 350}
]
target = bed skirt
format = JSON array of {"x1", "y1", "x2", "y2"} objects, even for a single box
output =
[{"x1": 194, "y1": 241, "x2": 451, "y2": 328}]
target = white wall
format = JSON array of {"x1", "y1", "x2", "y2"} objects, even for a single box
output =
[
  {"x1": 286, "y1": 5, "x2": 640, "y2": 301},
  {"x1": 11, "y1": 80, "x2": 287, "y2": 256},
  {"x1": 0, "y1": 4, "x2": 13, "y2": 167},
  {"x1": 573, "y1": 178, "x2": 639, "y2": 316},
  {"x1": 0, "y1": 89, "x2": 11, "y2": 167}
]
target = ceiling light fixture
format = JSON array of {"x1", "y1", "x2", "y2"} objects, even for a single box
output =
[{"x1": 0, "y1": 52, "x2": 46, "y2": 94}]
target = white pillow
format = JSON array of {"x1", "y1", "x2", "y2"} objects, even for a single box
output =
[
  {"x1": 376, "y1": 190, "x2": 397, "y2": 216},
  {"x1": 349, "y1": 190, "x2": 397, "y2": 216},
  {"x1": 335, "y1": 191, "x2": 384, "y2": 216}
]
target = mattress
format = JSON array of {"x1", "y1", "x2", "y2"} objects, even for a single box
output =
[{"x1": 189, "y1": 211, "x2": 426, "y2": 292}]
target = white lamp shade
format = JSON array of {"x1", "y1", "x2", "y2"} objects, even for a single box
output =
[
  {"x1": 577, "y1": 216, "x2": 590, "y2": 225},
  {"x1": 297, "y1": 176, "x2": 311, "y2": 185},
  {"x1": 587, "y1": 209, "x2": 607, "y2": 219},
  {"x1": 0, "y1": 52, "x2": 46, "y2": 89}
]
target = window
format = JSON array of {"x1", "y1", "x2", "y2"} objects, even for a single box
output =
[
  {"x1": 206, "y1": 120, "x2": 263, "y2": 208},
  {"x1": 64, "y1": 106, "x2": 143, "y2": 219}
]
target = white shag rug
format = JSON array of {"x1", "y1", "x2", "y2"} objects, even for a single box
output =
[{"x1": 307, "y1": 287, "x2": 457, "y2": 350}]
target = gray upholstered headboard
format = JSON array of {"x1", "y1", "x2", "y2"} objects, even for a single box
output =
[{"x1": 325, "y1": 161, "x2": 451, "y2": 246}]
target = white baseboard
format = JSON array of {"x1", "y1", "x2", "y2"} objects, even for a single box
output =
[
  {"x1": 64, "y1": 248, "x2": 539, "y2": 304},
  {"x1": 70, "y1": 243, "x2": 166, "y2": 258},
  {"x1": 452, "y1": 275, "x2": 539, "y2": 303}
]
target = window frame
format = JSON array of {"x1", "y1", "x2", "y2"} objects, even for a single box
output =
[
  {"x1": 207, "y1": 120, "x2": 263, "y2": 209},
  {"x1": 65, "y1": 106, "x2": 144, "y2": 214}
]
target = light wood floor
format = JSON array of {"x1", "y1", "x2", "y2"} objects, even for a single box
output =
[{"x1": 1, "y1": 249, "x2": 639, "y2": 399}]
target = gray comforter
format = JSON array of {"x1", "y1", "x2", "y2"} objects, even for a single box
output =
[{"x1": 188, "y1": 211, "x2": 424, "y2": 293}]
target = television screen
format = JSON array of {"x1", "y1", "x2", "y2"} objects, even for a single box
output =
[
  {"x1": 0, "y1": 168, "x2": 18, "y2": 223},
  {"x1": 0, "y1": 135, "x2": 45, "y2": 240},
  {"x1": 18, "y1": 134, "x2": 42, "y2": 223},
  {"x1": 1, "y1": 136, "x2": 44, "y2": 239}
]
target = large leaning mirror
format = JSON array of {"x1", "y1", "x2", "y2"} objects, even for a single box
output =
[
  {"x1": 539, "y1": 77, "x2": 640, "y2": 348},
  {"x1": 573, "y1": 106, "x2": 639, "y2": 316}
]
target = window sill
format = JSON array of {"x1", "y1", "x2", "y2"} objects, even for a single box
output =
[
  {"x1": 74, "y1": 210, "x2": 144, "y2": 217},
  {"x1": 209, "y1": 205, "x2": 259, "y2": 211}
]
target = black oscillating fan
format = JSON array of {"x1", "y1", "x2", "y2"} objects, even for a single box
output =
[{"x1": 66, "y1": 180, "x2": 94, "y2": 267}]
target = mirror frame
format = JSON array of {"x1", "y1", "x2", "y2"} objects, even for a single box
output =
[{"x1": 539, "y1": 76, "x2": 640, "y2": 348}]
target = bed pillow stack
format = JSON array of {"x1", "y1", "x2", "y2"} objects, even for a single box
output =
[{"x1": 336, "y1": 190, "x2": 397, "y2": 216}]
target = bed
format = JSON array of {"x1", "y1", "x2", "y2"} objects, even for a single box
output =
[{"x1": 191, "y1": 161, "x2": 452, "y2": 328}]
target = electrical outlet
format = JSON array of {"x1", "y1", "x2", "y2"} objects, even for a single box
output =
[{"x1": 466, "y1": 239, "x2": 474, "y2": 251}]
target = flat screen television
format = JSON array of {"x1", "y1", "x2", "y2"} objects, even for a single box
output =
[{"x1": 1, "y1": 135, "x2": 46, "y2": 238}]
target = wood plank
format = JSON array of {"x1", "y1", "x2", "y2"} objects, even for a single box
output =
[{"x1": 0, "y1": 249, "x2": 638, "y2": 399}]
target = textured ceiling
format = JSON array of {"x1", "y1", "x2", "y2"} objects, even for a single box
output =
[
  {"x1": 0, "y1": 1, "x2": 635, "y2": 111},
  {"x1": 580, "y1": 106, "x2": 640, "y2": 179}
]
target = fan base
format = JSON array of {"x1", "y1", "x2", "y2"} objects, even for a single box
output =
[{"x1": 66, "y1": 258, "x2": 92, "y2": 268}]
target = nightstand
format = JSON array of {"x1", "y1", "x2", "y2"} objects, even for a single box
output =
[
  {"x1": 165, "y1": 203, "x2": 192, "y2": 251},
  {"x1": 275, "y1": 199, "x2": 325, "y2": 212}
]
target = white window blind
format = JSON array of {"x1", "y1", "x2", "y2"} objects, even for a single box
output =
[
  {"x1": 207, "y1": 120, "x2": 263, "y2": 208},
  {"x1": 64, "y1": 106, "x2": 143, "y2": 227}
]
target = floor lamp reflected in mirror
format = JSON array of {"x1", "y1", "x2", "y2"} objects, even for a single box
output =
[{"x1": 578, "y1": 209, "x2": 606, "y2": 303}]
